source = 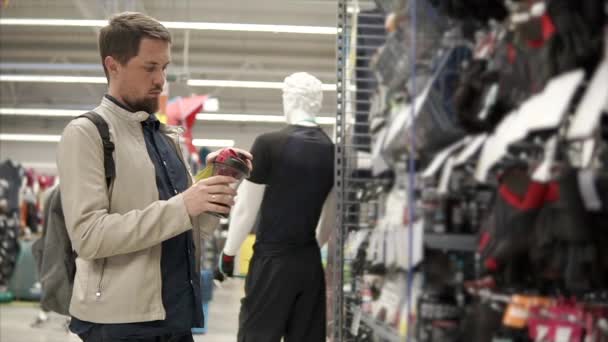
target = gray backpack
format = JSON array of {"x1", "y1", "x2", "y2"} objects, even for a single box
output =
[{"x1": 32, "y1": 111, "x2": 114, "y2": 315}]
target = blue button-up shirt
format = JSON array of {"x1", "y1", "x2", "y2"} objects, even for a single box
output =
[{"x1": 70, "y1": 95, "x2": 203, "y2": 339}]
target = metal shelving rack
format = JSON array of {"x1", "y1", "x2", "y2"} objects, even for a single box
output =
[
  {"x1": 330, "y1": 1, "x2": 472, "y2": 341},
  {"x1": 331, "y1": 0, "x2": 396, "y2": 341},
  {"x1": 330, "y1": 2, "x2": 608, "y2": 342},
  {"x1": 331, "y1": 2, "x2": 348, "y2": 340}
]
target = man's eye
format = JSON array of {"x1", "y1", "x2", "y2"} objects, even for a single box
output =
[{"x1": 145, "y1": 67, "x2": 155, "y2": 72}]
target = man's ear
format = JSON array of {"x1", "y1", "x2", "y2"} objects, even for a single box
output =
[{"x1": 104, "y1": 56, "x2": 120, "y2": 78}]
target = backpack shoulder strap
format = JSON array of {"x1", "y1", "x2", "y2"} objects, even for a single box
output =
[{"x1": 75, "y1": 111, "x2": 115, "y2": 188}]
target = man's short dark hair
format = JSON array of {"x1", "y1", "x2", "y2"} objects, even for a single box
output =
[{"x1": 98, "y1": 12, "x2": 171, "y2": 81}]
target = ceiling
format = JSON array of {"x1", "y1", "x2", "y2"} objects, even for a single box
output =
[{"x1": 0, "y1": 0, "x2": 339, "y2": 171}]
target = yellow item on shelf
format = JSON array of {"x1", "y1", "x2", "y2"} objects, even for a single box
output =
[{"x1": 237, "y1": 234, "x2": 256, "y2": 276}]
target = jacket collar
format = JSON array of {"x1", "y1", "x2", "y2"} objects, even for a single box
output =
[
  {"x1": 100, "y1": 95, "x2": 149, "y2": 123},
  {"x1": 100, "y1": 95, "x2": 183, "y2": 136}
]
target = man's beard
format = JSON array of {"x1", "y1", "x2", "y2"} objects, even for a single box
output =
[{"x1": 125, "y1": 97, "x2": 159, "y2": 114}]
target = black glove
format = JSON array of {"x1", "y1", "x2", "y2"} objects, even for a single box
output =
[{"x1": 214, "y1": 251, "x2": 235, "y2": 282}]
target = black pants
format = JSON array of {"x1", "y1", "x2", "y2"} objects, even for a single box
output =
[
  {"x1": 238, "y1": 244, "x2": 326, "y2": 342},
  {"x1": 78, "y1": 327, "x2": 193, "y2": 342}
]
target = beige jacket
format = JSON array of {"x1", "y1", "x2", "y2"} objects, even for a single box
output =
[{"x1": 57, "y1": 97, "x2": 218, "y2": 323}]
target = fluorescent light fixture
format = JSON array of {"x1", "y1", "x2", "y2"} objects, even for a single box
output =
[
  {"x1": 192, "y1": 139, "x2": 235, "y2": 147},
  {"x1": 0, "y1": 108, "x2": 335, "y2": 125},
  {"x1": 204, "y1": 98, "x2": 219, "y2": 112},
  {"x1": 0, "y1": 18, "x2": 106, "y2": 27},
  {"x1": 197, "y1": 113, "x2": 284, "y2": 122},
  {"x1": 196, "y1": 113, "x2": 335, "y2": 125},
  {"x1": 0, "y1": 132, "x2": 234, "y2": 147},
  {"x1": 0, "y1": 75, "x2": 336, "y2": 91},
  {"x1": 21, "y1": 162, "x2": 58, "y2": 170},
  {"x1": 315, "y1": 117, "x2": 336, "y2": 125},
  {"x1": 187, "y1": 79, "x2": 279, "y2": 89},
  {"x1": 0, "y1": 18, "x2": 337, "y2": 35},
  {"x1": 0, "y1": 75, "x2": 107, "y2": 84},
  {"x1": 0, "y1": 134, "x2": 61, "y2": 142},
  {"x1": 164, "y1": 22, "x2": 336, "y2": 35},
  {"x1": 188, "y1": 79, "x2": 336, "y2": 91},
  {"x1": 0, "y1": 108, "x2": 83, "y2": 117}
]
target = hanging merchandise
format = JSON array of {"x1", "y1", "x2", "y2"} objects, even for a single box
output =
[
  {"x1": 332, "y1": 0, "x2": 608, "y2": 341},
  {"x1": 21, "y1": 169, "x2": 41, "y2": 235},
  {"x1": 0, "y1": 178, "x2": 20, "y2": 291},
  {"x1": 0, "y1": 159, "x2": 25, "y2": 214},
  {"x1": 165, "y1": 94, "x2": 212, "y2": 172}
]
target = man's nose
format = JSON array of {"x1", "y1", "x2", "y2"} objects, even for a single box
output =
[{"x1": 153, "y1": 70, "x2": 165, "y2": 88}]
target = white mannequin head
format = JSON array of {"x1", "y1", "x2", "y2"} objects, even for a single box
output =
[{"x1": 282, "y1": 72, "x2": 323, "y2": 126}]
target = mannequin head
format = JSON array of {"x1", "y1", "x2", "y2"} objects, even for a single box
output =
[{"x1": 282, "y1": 72, "x2": 323, "y2": 126}]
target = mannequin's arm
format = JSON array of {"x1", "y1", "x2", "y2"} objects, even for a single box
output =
[
  {"x1": 223, "y1": 180, "x2": 266, "y2": 255},
  {"x1": 316, "y1": 187, "x2": 337, "y2": 247}
]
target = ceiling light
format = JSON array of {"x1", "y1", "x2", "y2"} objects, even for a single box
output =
[
  {"x1": 192, "y1": 139, "x2": 235, "y2": 147},
  {"x1": 0, "y1": 133, "x2": 234, "y2": 147},
  {"x1": 0, "y1": 108, "x2": 83, "y2": 117},
  {"x1": 188, "y1": 79, "x2": 336, "y2": 91},
  {"x1": 164, "y1": 22, "x2": 336, "y2": 34},
  {"x1": 0, "y1": 134, "x2": 61, "y2": 142},
  {"x1": 0, "y1": 76, "x2": 337, "y2": 91},
  {"x1": 0, "y1": 108, "x2": 335, "y2": 125},
  {"x1": 197, "y1": 113, "x2": 284, "y2": 122},
  {"x1": 203, "y1": 98, "x2": 219, "y2": 112},
  {"x1": 21, "y1": 162, "x2": 58, "y2": 170},
  {"x1": 188, "y1": 79, "x2": 282, "y2": 89},
  {"x1": 0, "y1": 18, "x2": 337, "y2": 35},
  {"x1": 0, "y1": 75, "x2": 107, "y2": 83},
  {"x1": 196, "y1": 113, "x2": 335, "y2": 125},
  {"x1": 315, "y1": 117, "x2": 336, "y2": 125}
]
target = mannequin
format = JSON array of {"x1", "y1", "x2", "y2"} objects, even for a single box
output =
[{"x1": 219, "y1": 72, "x2": 336, "y2": 342}]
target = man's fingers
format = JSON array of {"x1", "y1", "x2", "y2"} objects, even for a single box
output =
[
  {"x1": 232, "y1": 148, "x2": 253, "y2": 161},
  {"x1": 205, "y1": 150, "x2": 221, "y2": 165},
  {"x1": 204, "y1": 184, "x2": 237, "y2": 196},
  {"x1": 208, "y1": 203, "x2": 231, "y2": 214},
  {"x1": 202, "y1": 175, "x2": 237, "y2": 185},
  {"x1": 209, "y1": 194, "x2": 235, "y2": 206}
]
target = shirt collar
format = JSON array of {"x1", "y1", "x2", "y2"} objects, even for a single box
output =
[
  {"x1": 104, "y1": 94, "x2": 134, "y2": 112},
  {"x1": 143, "y1": 113, "x2": 161, "y2": 130},
  {"x1": 100, "y1": 94, "x2": 152, "y2": 123}
]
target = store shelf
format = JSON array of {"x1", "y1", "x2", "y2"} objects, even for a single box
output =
[
  {"x1": 360, "y1": 313, "x2": 404, "y2": 342},
  {"x1": 424, "y1": 233, "x2": 477, "y2": 252}
]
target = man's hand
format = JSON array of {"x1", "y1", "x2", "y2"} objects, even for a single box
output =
[
  {"x1": 216, "y1": 251, "x2": 235, "y2": 279},
  {"x1": 182, "y1": 175, "x2": 237, "y2": 217},
  {"x1": 206, "y1": 148, "x2": 253, "y2": 172}
]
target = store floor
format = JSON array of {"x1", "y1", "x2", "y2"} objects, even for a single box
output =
[{"x1": 0, "y1": 279, "x2": 244, "y2": 342}]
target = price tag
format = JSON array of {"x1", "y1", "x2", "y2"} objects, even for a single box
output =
[
  {"x1": 535, "y1": 324, "x2": 550, "y2": 341},
  {"x1": 555, "y1": 326, "x2": 572, "y2": 342},
  {"x1": 350, "y1": 306, "x2": 362, "y2": 335},
  {"x1": 438, "y1": 156, "x2": 455, "y2": 195},
  {"x1": 503, "y1": 303, "x2": 529, "y2": 328}
]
